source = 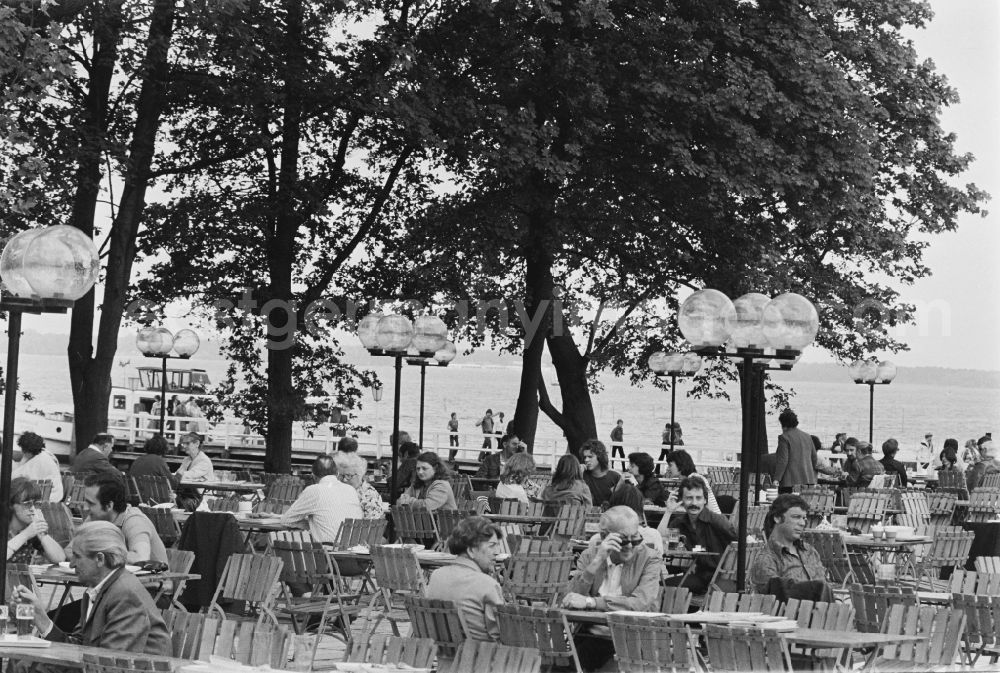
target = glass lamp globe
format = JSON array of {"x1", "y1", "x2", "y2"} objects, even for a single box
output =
[
  {"x1": 173, "y1": 329, "x2": 200, "y2": 358},
  {"x1": 848, "y1": 360, "x2": 865, "y2": 382},
  {"x1": 376, "y1": 314, "x2": 413, "y2": 352},
  {"x1": 858, "y1": 360, "x2": 878, "y2": 383},
  {"x1": 729, "y1": 293, "x2": 771, "y2": 350},
  {"x1": 434, "y1": 341, "x2": 457, "y2": 365},
  {"x1": 761, "y1": 293, "x2": 819, "y2": 351},
  {"x1": 876, "y1": 360, "x2": 897, "y2": 383},
  {"x1": 0, "y1": 229, "x2": 43, "y2": 297},
  {"x1": 663, "y1": 353, "x2": 686, "y2": 374},
  {"x1": 411, "y1": 315, "x2": 448, "y2": 354},
  {"x1": 678, "y1": 289, "x2": 735, "y2": 348},
  {"x1": 137, "y1": 327, "x2": 174, "y2": 356},
  {"x1": 9, "y1": 225, "x2": 100, "y2": 300},
  {"x1": 357, "y1": 314, "x2": 384, "y2": 350},
  {"x1": 681, "y1": 353, "x2": 703, "y2": 375},
  {"x1": 136, "y1": 327, "x2": 158, "y2": 356},
  {"x1": 647, "y1": 352, "x2": 668, "y2": 374}
]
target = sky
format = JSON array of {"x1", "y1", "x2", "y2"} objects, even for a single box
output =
[{"x1": 21, "y1": 0, "x2": 1000, "y2": 372}]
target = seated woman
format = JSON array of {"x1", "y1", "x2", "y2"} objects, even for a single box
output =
[
  {"x1": 7, "y1": 477, "x2": 66, "y2": 564},
  {"x1": 935, "y1": 441, "x2": 963, "y2": 472},
  {"x1": 12, "y1": 432, "x2": 63, "y2": 502},
  {"x1": 664, "y1": 449, "x2": 720, "y2": 514},
  {"x1": 495, "y1": 453, "x2": 535, "y2": 503},
  {"x1": 626, "y1": 452, "x2": 667, "y2": 506},
  {"x1": 397, "y1": 451, "x2": 457, "y2": 511},
  {"x1": 540, "y1": 454, "x2": 593, "y2": 506}
]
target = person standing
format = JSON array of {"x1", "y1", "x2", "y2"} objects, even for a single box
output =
[
  {"x1": 772, "y1": 409, "x2": 822, "y2": 493},
  {"x1": 610, "y1": 420, "x2": 625, "y2": 470},
  {"x1": 447, "y1": 412, "x2": 460, "y2": 461},
  {"x1": 581, "y1": 440, "x2": 621, "y2": 509},
  {"x1": 475, "y1": 409, "x2": 494, "y2": 451}
]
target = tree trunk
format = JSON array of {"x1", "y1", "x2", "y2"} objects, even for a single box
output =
[
  {"x1": 547, "y1": 330, "x2": 598, "y2": 456},
  {"x1": 264, "y1": 0, "x2": 304, "y2": 473},
  {"x1": 67, "y1": 2, "x2": 123, "y2": 450}
]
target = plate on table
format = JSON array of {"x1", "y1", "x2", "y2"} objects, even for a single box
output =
[{"x1": 52, "y1": 562, "x2": 75, "y2": 574}]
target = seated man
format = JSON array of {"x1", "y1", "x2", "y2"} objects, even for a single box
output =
[
  {"x1": 15, "y1": 521, "x2": 171, "y2": 655},
  {"x1": 425, "y1": 516, "x2": 504, "y2": 642},
  {"x1": 561, "y1": 506, "x2": 663, "y2": 671},
  {"x1": 846, "y1": 442, "x2": 885, "y2": 487},
  {"x1": 662, "y1": 475, "x2": 736, "y2": 595},
  {"x1": 280, "y1": 454, "x2": 363, "y2": 543},
  {"x1": 750, "y1": 494, "x2": 832, "y2": 602},
  {"x1": 83, "y1": 474, "x2": 168, "y2": 564}
]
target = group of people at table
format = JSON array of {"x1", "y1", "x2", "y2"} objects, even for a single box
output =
[{"x1": 6, "y1": 407, "x2": 953, "y2": 673}]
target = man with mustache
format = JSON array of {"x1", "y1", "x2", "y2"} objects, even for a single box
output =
[{"x1": 664, "y1": 475, "x2": 736, "y2": 595}]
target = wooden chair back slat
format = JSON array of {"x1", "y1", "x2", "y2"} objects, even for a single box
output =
[
  {"x1": 798, "y1": 486, "x2": 836, "y2": 526},
  {"x1": 208, "y1": 553, "x2": 284, "y2": 626},
  {"x1": 967, "y1": 487, "x2": 1000, "y2": 523},
  {"x1": 81, "y1": 653, "x2": 173, "y2": 673},
  {"x1": 502, "y1": 550, "x2": 574, "y2": 606},
  {"x1": 332, "y1": 518, "x2": 386, "y2": 549},
  {"x1": 704, "y1": 591, "x2": 778, "y2": 615},
  {"x1": 496, "y1": 605, "x2": 581, "y2": 673},
  {"x1": 347, "y1": 633, "x2": 437, "y2": 669},
  {"x1": 404, "y1": 595, "x2": 467, "y2": 658},
  {"x1": 709, "y1": 541, "x2": 765, "y2": 594},
  {"x1": 35, "y1": 501, "x2": 74, "y2": 547},
  {"x1": 658, "y1": 585, "x2": 692, "y2": 614},
  {"x1": 849, "y1": 583, "x2": 916, "y2": 633},
  {"x1": 266, "y1": 479, "x2": 304, "y2": 501},
  {"x1": 135, "y1": 475, "x2": 175, "y2": 505},
  {"x1": 139, "y1": 505, "x2": 182, "y2": 547},
  {"x1": 392, "y1": 505, "x2": 439, "y2": 545},
  {"x1": 975, "y1": 556, "x2": 1000, "y2": 574},
  {"x1": 434, "y1": 509, "x2": 475, "y2": 551},
  {"x1": 880, "y1": 603, "x2": 966, "y2": 666},
  {"x1": 703, "y1": 624, "x2": 793, "y2": 672},
  {"x1": 549, "y1": 504, "x2": 587, "y2": 540},
  {"x1": 370, "y1": 545, "x2": 425, "y2": 593},
  {"x1": 607, "y1": 613, "x2": 695, "y2": 673},
  {"x1": 445, "y1": 640, "x2": 542, "y2": 673}
]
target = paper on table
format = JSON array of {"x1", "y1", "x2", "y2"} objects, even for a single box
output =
[{"x1": 0, "y1": 635, "x2": 52, "y2": 647}]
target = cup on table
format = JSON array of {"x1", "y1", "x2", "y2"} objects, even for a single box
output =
[
  {"x1": 871, "y1": 526, "x2": 884, "y2": 540},
  {"x1": 884, "y1": 529, "x2": 898, "y2": 541}
]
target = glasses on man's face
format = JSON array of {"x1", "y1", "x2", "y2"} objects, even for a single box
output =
[{"x1": 601, "y1": 532, "x2": 644, "y2": 548}]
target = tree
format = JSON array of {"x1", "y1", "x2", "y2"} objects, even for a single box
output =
[{"x1": 387, "y1": 0, "x2": 986, "y2": 454}]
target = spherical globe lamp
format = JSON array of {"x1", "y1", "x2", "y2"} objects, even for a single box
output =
[
  {"x1": 148, "y1": 328, "x2": 175, "y2": 356},
  {"x1": 856, "y1": 360, "x2": 878, "y2": 383},
  {"x1": 0, "y1": 229, "x2": 43, "y2": 297},
  {"x1": 647, "y1": 352, "x2": 668, "y2": 375},
  {"x1": 663, "y1": 353, "x2": 686, "y2": 374},
  {"x1": 357, "y1": 313, "x2": 383, "y2": 350},
  {"x1": 876, "y1": 360, "x2": 897, "y2": 383},
  {"x1": 172, "y1": 329, "x2": 201, "y2": 358},
  {"x1": 136, "y1": 327, "x2": 158, "y2": 355},
  {"x1": 375, "y1": 314, "x2": 413, "y2": 352},
  {"x1": 681, "y1": 353, "x2": 703, "y2": 375},
  {"x1": 729, "y1": 293, "x2": 770, "y2": 350},
  {"x1": 411, "y1": 315, "x2": 448, "y2": 354},
  {"x1": 678, "y1": 289, "x2": 735, "y2": 348},
  {"x1": 848, "y1": 359, "x2": 866, "y2": 382},
  {"x1": 434, "y1": 341, "x2": 457, "y2": 365},
  {"x1": 761, "y1": 293, "x2": 819, "y2": 351},
  {"x1": 20, "y1": 225, "x2": 100, "y2": 300}
]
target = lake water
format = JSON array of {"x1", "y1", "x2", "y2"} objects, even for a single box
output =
[{"x1": 13, "y1": 353, "x2": 1000, "y2": 464}]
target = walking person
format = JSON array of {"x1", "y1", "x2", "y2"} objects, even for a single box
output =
[
  {"x1": 447, "y1": 412, "x2": 460, "y2": 461},
  {"x1": 610, "y1": 419, "x2": 625, "y2": 471},
  {"x1": 475, "y1": 409, "x2": 494, "y2": 450}
]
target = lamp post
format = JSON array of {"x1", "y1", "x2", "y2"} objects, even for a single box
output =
[
  {"x1": 648, "y1": 351, "x2": 702, "y2": 469},
  {"x1": 849, "y1": 359, "x2": 897, "y2": 444},
  {"x1": 0, "y1": 225, "x2": 99, "y2": 597},
  {"x1": 371, "y1": 382, "x2": 383, "y2": 454},
  {"x1": 407, "y1": 341, "x2": 457, "y2": 449},
  {"x1": 357, "y1": 314, "x2": 448, "y2": 509},
  {"x1": 677, "y1": 289, "x2": 819, "y2": 591},
  {"x1": 136, "y1": 327, "x2": 200, "y2": 436}
]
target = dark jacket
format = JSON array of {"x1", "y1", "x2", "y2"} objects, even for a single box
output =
[
  {"x1": 847, "y1": 454, "x2": 885, "y2": 487},
  {"x1": 637, "y1": 477, "x2": 668, "y2": 506},
  {"x1": 48, "y1": 567, "x2": 171, "y2": 656},
  {"x1": 879, "y1": 456, "x2": 908, "y2": 487},
  {"x1": 667, "y1": 507, "x2": 736, "y2": 582},
  {"x1": 773, "y1": 427, "x2": 820, "y2": 487},
  {"x1": 177, "y1": 511, "x2": 246, "y2": 610},
  {"x1": 128, "y1": 454, "x2": 175, "y2": 482},
  {"x1": 71, "y1": 446, "x2": 122, "y2": 478}
]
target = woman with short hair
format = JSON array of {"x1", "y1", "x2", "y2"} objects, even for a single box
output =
[
  {"x1": 12, "y1": 432, "x2": 63, "y2": 502},
  {"x1": 397, "y1": 452, "x2": 457, "y2": 511},
  {"x1": 6, "y1": 477, "x2": 65, "y2": 563}
]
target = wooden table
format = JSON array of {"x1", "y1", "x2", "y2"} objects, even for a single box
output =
[
  {"x1": 843, "y1": 535, "x2": 932, "y2": 578},
  {"x1": 782, "y1": 628, "x2": 926, "y2": 672},
  {"x1": 189, "y1": 480, "x2": 264, "y2": 495},
  {"x1": 483, "y1": 513, "x2": 558, "y2": 525},
  {"x1": 30, "y1": 566, "x2": 202, "y2": 617},
  {"x1": 0, "y1": 639, "x2": 187, "y2": 669},
  {"x1": 327, "y1": 548, "x2": 459, "y2": 570}
]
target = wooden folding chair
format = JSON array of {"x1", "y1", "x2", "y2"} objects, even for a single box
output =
[
  {"x1": 508, "y1": 535, "x2": 570, "y2": 555},
  {"x1": 952, "y1": 593, "x2": 1000, "y2": 664},
  {"x1": 434, "y1": 509, "x2": 474, "y2": 551},
  {"x1": 404, "y1": 596, "x2": 467, "y2": 658},
  {"x1": 982, "y1": 473, "x2": 1000, "y2": 490},
  {"x1": 703, "y1": 591, "x2": 779, "y2": 615},
  {"x1": 799, "y1": 485, "x2": 836, "y2": 526},
  {"x1": 927, "y1": 491, "x2": 958, "y2": 527},
  {"x1": 912, "y1": 528, "x2": 974, "y2": 589},
  {"x1": 502, "y1": 550, "x2": 574, "y2": 606},
  {"x1": 365, "y1": 544, "x2": 425, "y2": 636},
  {"x1": 496, "y1": 605, "x2": 582, "y2": 673},
  {"x1": 707, "y1": 466, "x2": 736, "y2": 484},
  {"x1": 846, "y1": 490, "x2": 891, "y2": 532},
  {"x1": 271, "y1": 539, "x2": 360, "y2": 661},
  {"x1": 714, "y1": 482, "x2": 740, "y2": 504},
  {"x1": 937, "y1": 469, "x2": 965, "y2": 489},
  {"x1": 877, "y1": 603, "x2": 966, "y2": 670},
  {"x1": 947, "y1": 569, "x2": 1000, "y2": 595},
  {"x1": 703, "y1": 624, "x2": 793, "y2": 672},
  {"x1": 208, "y1": 495, "x2": 241, "y2": 512},
  {"x1": 6, "y1": 563, "x2": 37, "y2": 594},
  {"x1": 29, "y1": 479, "x2": 53, "y2": 502},
  {"x1": 81, "y1": 653, "x2": 173, "y2": 673},
  {"x1": 780, "y1": 598, "x2": 854, "y2": 667},
  {"x1": 967, "y1": 487, "x2": 1000, "y2": 522},
  {"x1": 392, "y1": 505, "x2": 439, "y2": 546},
  {"x1": 897, "y1": 490, "x2": 930, "y2": 529},
  {"x1": 444, "y1": 640, "x2": 542, "y2": 673},
  {"x1": 135, "y1": 475, "x2": 175, "y2": 505},
  {"x1": 208, "y1": 553, "x2": 284, "y2": 626},
  {"x1": 976, "y1": 556, "x2": 1000, "y2": 574},
  {"x1": 802, "y1": 529, "x2": 875, "y2": 587},
  {"x1": 658, "y1": 584, "x2": 691, "y2": 614},
  {"x1": 347, "y1": 633, "x2": 437, "y2": 669},
  {"x1": 65, "y1": 480, "x2": 88, "y2": 517},
  {"x1": 34, "y1": 501, "x2": 74, "y2": 547},
  {"x1": 447, "y1": 473, "x2": 474, "y2": 501},
  {"x1": 139, "y1": 505, "x2": 182, "y2": 547},
  {"x1": 549, "y1": 504, "x2": 587, "y2": 540},
  {"x1": 607, "y1": 612, "x2": 697, "y2": 673},
  {"x1": 152, "y1": 548, "x2": 195, "y2": 609},
  {"x1": 848, "y1": 582, "x2": 916, "y2": 633},
  {"x1": 332, "y1": 517, "x2": 387, "y2": 549},
  {"x1": 253, "y1": 497, "x2": 294, "y2": 515},
  {"x1": 160, "y1": 608, "x2": 292, "y2": 667},
  {"x1": 266, "y1": 477, "x2": 304, "y2": 501},
  {"x1": 708, "y1": 541, "x2": 764, "y2": 594}
]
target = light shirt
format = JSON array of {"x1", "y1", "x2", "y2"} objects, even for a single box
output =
[
  {"x1": 12, "y1": 450, "x2": 63, "y2": 502},
  {"x1": 177, "y1": 451, "x2": 214, "y2": 483},
  {"x1": 598, "y1": 558, "x2": 624, "y2": 597},
  {"x1": 85, "y1": 570, "x2": 117, "y2": 623},
  {"x1": 279, "y1": 476, "x2": 363, "y2": 543},
  {"x1": 426, "y1": 557, "x2": 504, "y2": 642}
]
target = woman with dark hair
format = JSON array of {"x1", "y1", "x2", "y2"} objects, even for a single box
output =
[
  {"x1": 936, "y1": 440, "x2": 962, "y2": 472},
  {"x1": 128, "y1": 434, "x2": 175, "y2": 481},
  {"x1": 626, "y1": 452, "x2": 667, "y2": 506},
  {"x1": 665, "y1": 449, "x2": 720, "y2": 514},
  {"x1": 540, "y1": 454, "x2": 593, "y2": 505},
  {"x1": 12, "y1": 432, "x2": 63, "y2": 502},
  {"x1": 6, "y1": 477, "x2": 65, "y2": 563},
  {"x1": 397, "y1": 451, "x2": 457, "y2": 511}
]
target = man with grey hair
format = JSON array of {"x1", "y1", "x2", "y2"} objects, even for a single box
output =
[
  {"x1": 280, "y1": 454, "x2": 363, "y2": 541},
  {"x1": 15, "y1": 521, "x2": 170, "y2": 655},
  {"x1": 335, "y1": 452, "x2": 384, "y2": 519},
  {"x1": 562, "y1": 505, "x2": 663, "y2": 670}
]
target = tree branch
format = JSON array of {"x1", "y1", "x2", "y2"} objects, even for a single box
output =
[{"x1": 537, "y1": 371, "x2": 569, "y2": 434}]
